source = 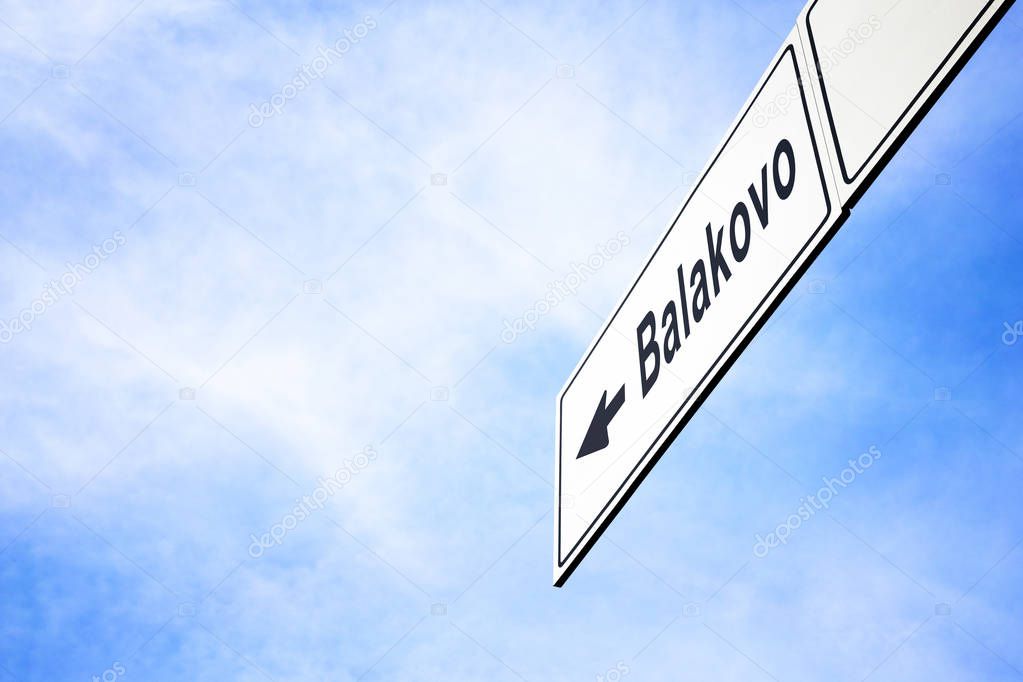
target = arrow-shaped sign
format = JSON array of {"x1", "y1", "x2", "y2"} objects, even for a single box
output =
[
  {"x1": 555, "y1": 0, "x2": 1016, "y2": 587},
  {"x1": 576, "y1": 385, "x2": 626, "y2": 459}
]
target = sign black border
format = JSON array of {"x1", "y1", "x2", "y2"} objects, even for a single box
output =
[{"x1": 556, "y1": 45, "x2": 843, "y2": 584}]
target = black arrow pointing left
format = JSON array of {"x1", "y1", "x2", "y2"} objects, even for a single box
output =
[{"x1": 577, "y1": 384, "x2": 626, "y2": 459}]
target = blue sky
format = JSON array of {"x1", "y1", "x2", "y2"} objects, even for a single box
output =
[{"x1": 1, "y1": 0, "x2": 1021, "y2": 680}]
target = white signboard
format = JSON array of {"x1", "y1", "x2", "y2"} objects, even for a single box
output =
[
  {"x1": 554, "y1": 37, "x2": 843, "y2": 586},
  {"x1": 554, "y1": 0, "x2": 1015, "y2": 586}
]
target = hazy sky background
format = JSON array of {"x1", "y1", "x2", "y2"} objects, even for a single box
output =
[{"x1": 1, "y1": 0, "x2": 1021, "y2": 680}]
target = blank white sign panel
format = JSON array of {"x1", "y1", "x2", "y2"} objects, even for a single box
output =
[{"x1": 803, "y1": 0, "x2": 1009, "y2": 189}]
